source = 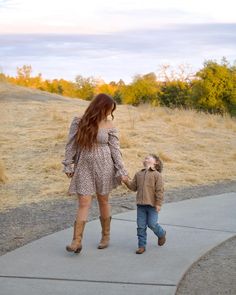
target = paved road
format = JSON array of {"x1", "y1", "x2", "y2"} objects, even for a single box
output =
[{"x1": 0, "y1": 192, "x2": 235, "y2": 295}]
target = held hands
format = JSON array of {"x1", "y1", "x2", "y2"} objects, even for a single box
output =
[
  {"x1": 156, "y1": 205, "x2": 161, "y2": 213},
  {"x1": 121, "y1": 175, "x2": 129, "y2": 184}
]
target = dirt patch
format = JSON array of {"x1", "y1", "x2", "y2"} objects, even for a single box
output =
[
  {"x1": 177, "y1": 236, "x2": 236, "y2": 295},
  {"x1": 1, "y1": 83, "x2": 236, "y2": 211}
]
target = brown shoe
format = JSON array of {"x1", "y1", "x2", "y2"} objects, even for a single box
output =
[
  {"x1": 158, "y1": 231, "x2": 166, "y2": 246},
  {"x1": 136, "y1": 247, "x2": 146, "y2": 254},
  {"x1": 66, "y1": 220, "x2": 86, "y2": 253},
  {"x1": 66, "y1": 220, "x2": 76, "y2": 252},
  {"x1": 98, "y1": 216, "x2": 111, "y2": 249}
]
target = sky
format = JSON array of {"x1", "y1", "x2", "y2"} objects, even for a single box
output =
[{"x1": 0, "y1": 0, "x2": 236, "y2": 82}]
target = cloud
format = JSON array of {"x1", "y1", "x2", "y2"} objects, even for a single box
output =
[
  {"x1": 0, "y1": 1, "x2": 236, "y2": 35},
  {"x1": 0, "y1": 0, "x2": 19, "y2": 9},
  {"x1": 0, "y1": 23, "x2": 235, "y2": 81},
  {"x1": 1, "y1": 23, "x2": 235, "y2": 56},
  {"x1": 103, "y1": 7, "x2": 212, "y2": 24}
]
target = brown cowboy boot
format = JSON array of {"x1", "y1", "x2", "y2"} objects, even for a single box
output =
[
  {"x1": 66, "y1": 220, "x2": 86, "y2": 253},
  {"x1": 97, "y1": 216, "x2": 111, "y2": 249},
  {"x1": 158, "y1": 231, "x2": 166, "y2": 246},
  {"x1": 136, "y1": 247, "x2": 146, "y2": 254},
  {"x1": 66, "y1": 220, "x2": 76, "y2": 252}
]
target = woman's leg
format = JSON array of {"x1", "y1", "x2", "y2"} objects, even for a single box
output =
[
  {"x1": 77, "y1": 195, "x2": 92, "y2": 221},
  {"x1": 97, "y1": 194, "x2": 110, "y2": 218},
  {"x1": 66, "y1": 195, "x2": 92, "y2": 253},
  {"x1": 97, "y1": 194, "x2": 111, "y2": 249}
]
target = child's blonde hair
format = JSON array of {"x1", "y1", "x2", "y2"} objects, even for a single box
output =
[{"x1": 150, "y1": 154, "x2": 163, "y2": 172}]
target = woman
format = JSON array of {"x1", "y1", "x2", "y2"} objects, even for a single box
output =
[{"x1": 62, "y1": 93, "x2": 128, "y2": 253}]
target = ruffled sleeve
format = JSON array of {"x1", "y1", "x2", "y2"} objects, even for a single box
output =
[
  {"x1": 61, "y1": 116, "x2": 81, "y2": 174},
  {"x1": 108, "y1": 128, "x2": 128, "y2": 182}
]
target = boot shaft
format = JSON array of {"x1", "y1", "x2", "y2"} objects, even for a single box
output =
[{"x1": 99, "y1": 216, "x2": 111, "y2": 236}]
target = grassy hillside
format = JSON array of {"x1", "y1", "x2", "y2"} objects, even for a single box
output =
[{"x1": 0, "y1": 82, "x2": 236, "y2": 211}]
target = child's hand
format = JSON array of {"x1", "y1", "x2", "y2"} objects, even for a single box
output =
[{"x1": 156, "y1": 205, "x2": 161, "y2": 213}]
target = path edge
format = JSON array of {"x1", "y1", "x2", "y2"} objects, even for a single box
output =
[{"x1": 175, "y1": 234, "x2": 236, "y2": 294}]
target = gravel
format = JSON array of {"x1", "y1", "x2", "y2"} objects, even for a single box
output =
[
  {"x1": 177, "y1": 236, "x2": 236, "y2": 295},
  {"x1": 0, "y1": 180, "x2": 236, "y2": 294}
]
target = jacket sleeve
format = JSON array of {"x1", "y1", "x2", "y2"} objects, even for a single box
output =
[
  {"x1": 125, "y1": 174, "x2": 138, "y2": 192},
  {"x1": 108, "y1": 128, "x2": 128, "y2": 180},
  {"x1": 155, "y1": 173, "x2": 164, "y2": 206},
  {"x1": 61, "y1": 117, "x2": 80, "y2": 174}
]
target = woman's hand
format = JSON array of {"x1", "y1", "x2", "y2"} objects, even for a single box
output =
[{"x1": 65, "y1": 172, "x2": 74, "y2": 178}]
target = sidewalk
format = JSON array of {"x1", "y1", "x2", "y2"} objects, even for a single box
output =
[{"x1": 0, "y1": 192, "x2": 235, "y2": 295}]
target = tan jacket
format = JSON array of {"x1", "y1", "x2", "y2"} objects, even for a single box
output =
[{"x1": 126, "y1": 167, "x2": 164, "y2": 206}]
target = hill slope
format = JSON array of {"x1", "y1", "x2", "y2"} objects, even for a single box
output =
[{"x1": 0, "y1": 82, "x2": 236, "y2": 210}]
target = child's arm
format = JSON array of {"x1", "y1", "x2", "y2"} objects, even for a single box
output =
[
  {"x1": 155, "y1": 173, "x2": 164, "y2": 211},
  {"x1": 122, "y1": 174, "x2": 138, "y2": 192}
]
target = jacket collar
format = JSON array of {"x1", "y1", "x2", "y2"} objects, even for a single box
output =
[{"x1": 141, "y1": 166, "x2": 156, "y2": 171}]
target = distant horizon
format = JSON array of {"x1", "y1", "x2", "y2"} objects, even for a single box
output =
[{"x1": 1, "y1": 52, "x2": 234, "y2": 85}]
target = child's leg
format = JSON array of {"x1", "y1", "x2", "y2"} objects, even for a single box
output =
[
  {"x1": 147, "y1": 206, "x2": 165, "y2": 238},
  {"x1": 137, "y1": 205, "x2": 148, "y2": 248}
]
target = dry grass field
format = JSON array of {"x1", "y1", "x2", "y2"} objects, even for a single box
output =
[{"x1": 0, "y1": 82, "x2": 236, "y2": 211}]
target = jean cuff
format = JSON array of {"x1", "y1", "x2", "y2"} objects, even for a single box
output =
[{"x1": 138, "y1": 244, "x2": 146, "y2": 248}]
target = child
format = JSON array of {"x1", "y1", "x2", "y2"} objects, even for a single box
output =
[{"x1": 122, "y1": 154, "x2": 166, "y2": 254}]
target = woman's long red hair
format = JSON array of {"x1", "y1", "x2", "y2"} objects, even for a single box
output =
[{"x1": 76, "y1": 93, "x2": 116, "y2": 150}]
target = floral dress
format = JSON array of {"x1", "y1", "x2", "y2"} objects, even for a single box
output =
[{"x1": 62, "y1": 117, "x2": 128, "y2": 196}]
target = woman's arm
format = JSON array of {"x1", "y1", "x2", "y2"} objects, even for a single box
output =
[
  {"x1": 61, "y1": 117, "x2": 80, "y2": 174},
  {"x1": 108, "y1": 128, "x2": 128, "y2": 180}
]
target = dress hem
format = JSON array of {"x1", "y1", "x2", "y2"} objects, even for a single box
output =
[{"x1": 67, "y1": 186, "x2": 119, "y2": 197}]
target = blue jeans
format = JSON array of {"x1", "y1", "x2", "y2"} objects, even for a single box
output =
[{"x1": 137, "y1": 205, "x2": 165, "y2": 248}]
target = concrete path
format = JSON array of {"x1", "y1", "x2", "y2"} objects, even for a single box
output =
[{"x1": 0, "y1": 192, "x2": 235, "y2": 295}]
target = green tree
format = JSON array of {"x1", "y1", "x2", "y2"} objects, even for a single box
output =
[
  {"x1": 111, "y1": 80, "x2": 126, "y2": 104},
  {"x1": 75, "y1": 75, "x2": 96, "y2": 100},
  {"x1": 122, "y1": 72, "x2": 161, "y2": 105},
  {"x1": 159, "y1": 80, "x2": 192, "y2": 108},
  {"x1": 192, "y1": 59, "x2": 236, "y2": 115}
]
